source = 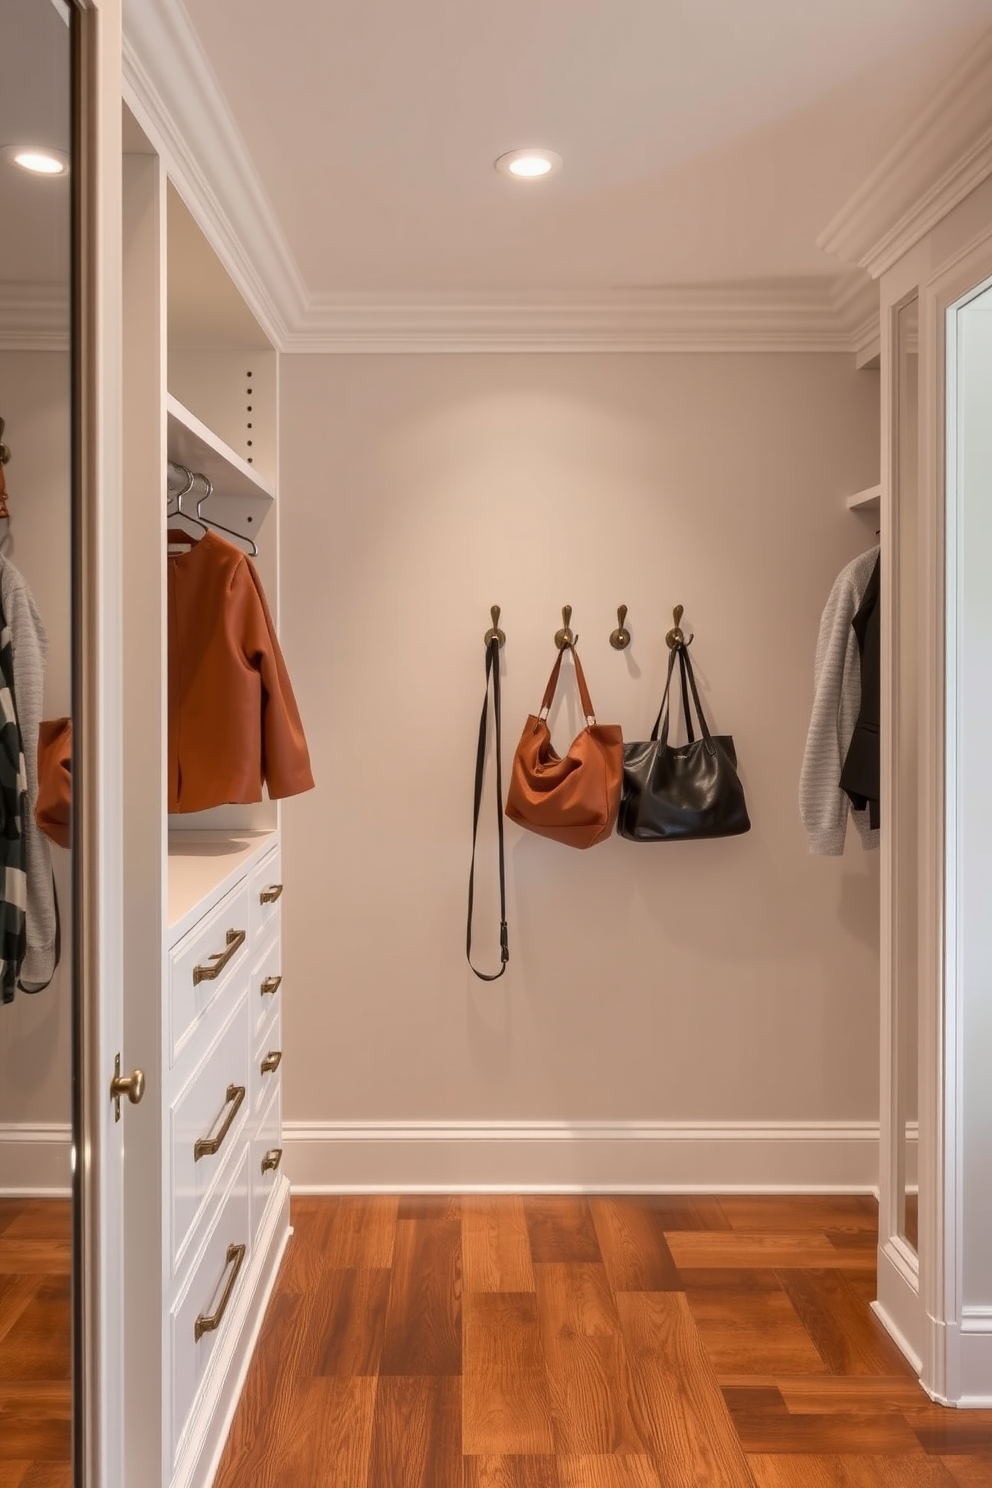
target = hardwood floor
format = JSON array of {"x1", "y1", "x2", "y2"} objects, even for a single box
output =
[
  {"x1": 214, "y1": 1194, "x2": 992, "y2": 1488},
  {"x1": 2, "y1": 1194, "x2": 983, "y2": 1488},
  {"x1": 0, "y1": 1199, "x2": 72, "y2": 1488}
]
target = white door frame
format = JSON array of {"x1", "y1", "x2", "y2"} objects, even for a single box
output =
[
  {"x1": 919, "y1": 229, "x2": 992, "y2": 1405},
  {"x1": 74, "y1": 1, "x2": 125, "y2": 1484}
]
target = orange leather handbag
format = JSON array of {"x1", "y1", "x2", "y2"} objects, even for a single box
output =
[
  {"x1": 36, "y1": 717, "x2": 72, "y2": 849},
  {"x1": 505, "y1": 645, "x2": 623, "y2": 849}
]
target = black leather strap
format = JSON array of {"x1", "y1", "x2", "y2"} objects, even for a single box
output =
[
  {"x1": 467, "y1": 637, "x2": 509, "y2": 980},
  {"x1": 651, "y1": 643, "x2": 716, "y2": 754}
]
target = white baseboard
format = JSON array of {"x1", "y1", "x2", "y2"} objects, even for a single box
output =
[
  {"x1": 282, "y1": 1119, "x2": 889, "y2": 1194},
  {"x1": 958, "y1": 1308, "x2": 992, "y2": 1407},
  {"x1": 0, "y1": 1123, "x2": 72, "y2": 1196}
]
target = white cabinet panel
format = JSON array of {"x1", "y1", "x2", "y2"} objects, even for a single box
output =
[
  {"x1": 168, "y1": 881, "x2": 250, "y2": 1066},
  {"x1": 170, "y1": 1146, "x2": 251, "y2": 1471},
  {"x1": 170, "y1": 989, "x2": 250, "y2": 1275},
  {"x1": 249, "y1": 844, "x2": 283, "y2": 948},
  {"x1": 251, "y1": 1080, "x2": 283, "y2": 1245},
  {"x1": 251, "y1": 1000, "x2": 281, "y2": 1120},
  {"x1": 251, "y1": 934, "x2": 282, "y2": 1042}
]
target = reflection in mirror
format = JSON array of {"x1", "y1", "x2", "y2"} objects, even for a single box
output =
[
  {"x1": 895, "y1": 294, "x2": 919, "y2": 1255},
  {"x1": 0, "y1": 0, "x2": 74, "y2": 1478}
]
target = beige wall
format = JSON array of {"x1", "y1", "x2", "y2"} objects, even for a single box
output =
[
  {"x1": 278, "y1": 352, "x2": 881, "y2": 1137},
  {"x1": 0, "y1": 351, "x2": 72, "y2": 1129}
]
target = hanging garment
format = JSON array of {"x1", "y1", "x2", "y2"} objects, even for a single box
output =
[
  {"x1": 799, "y1": 546, "x2": 880, "y2": 856},
  {"x1": 0, "y1": 615, "x2": 27, "y2": 1003},
  {"x1": 168, "y1": 531, "x2": 314, "y2": 813},
  {"x1": 0, "y1": 557, "x2": 58, "y2": 990},
  {"x1": 840, "y1": 553, "x2": 881, "y2": 829}
]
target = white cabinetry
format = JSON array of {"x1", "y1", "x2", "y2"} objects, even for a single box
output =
[
  {"x1": 120, "y1": 114, "x2": 290, "y2": 1488},
  {"x1": 164, "y1": 834, "x2": 288, "y2": 1486}
]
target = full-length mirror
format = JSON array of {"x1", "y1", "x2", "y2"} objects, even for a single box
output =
[{"x1": 0, "y1": 0, "x2": 75, "y2": 1480}]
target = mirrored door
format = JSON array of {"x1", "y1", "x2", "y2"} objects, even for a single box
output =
[{"x1": 0, "y1": 0, "x2": 75, "y2": 1482}]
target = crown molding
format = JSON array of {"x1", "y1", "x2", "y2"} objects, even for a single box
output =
[
  {"x1": 288, "y1": 280, "x2": 863, "y2": 354},
  {"x1": 818, "y1": 26, "x2": 992, "y2": 279},
  {"x1": 122, "y1": 0, "x2": 308, "y2": 348},
  {"x1": 831, "y1": 270, "x2": 880, "y2": 368},
  {"x1": 0, "y1": 284, "x2": 69, "y2": 351}
]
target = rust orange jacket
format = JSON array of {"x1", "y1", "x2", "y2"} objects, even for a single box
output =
[{"x1": 167, "y1": 531, "x2": 314, "y2": 813}]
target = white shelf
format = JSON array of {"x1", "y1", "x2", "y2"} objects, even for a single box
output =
[
  {"x1": 167, "y1": 394, "x2": 274, "y2": 545},
  {"x1": 847, "y1": 482, "x2": 882, "y2": 512},
  {"x1": 167, "y1": 395, "x2": 274, "y2": 501},
  {"x1": 167, "y1": 829, "x2": 277, "y2": 940}
]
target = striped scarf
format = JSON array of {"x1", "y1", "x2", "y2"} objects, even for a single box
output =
[{"x1": 0, "y1": 618, "x2": 27, "y2": 1002}]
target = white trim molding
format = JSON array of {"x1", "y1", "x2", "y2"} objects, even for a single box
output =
[
  {"x1": 0, "y1": 1122, "x2": 72, "y2": 1196},
  {"x1": 818, "y1": 26, "x2": 992, "y2": 279},
  {"x1": 282, "y1": 1119, "x2": 889, "y2": 1194},
  {"x1": 0, "y1": 284, "x2": 70, "y2": 351},
  {"x1": 122, "y1": 0, "x2": 307, "y2": 349},
  {"x1": 286, "y1": 278, "x2": 868, "y2": 355},
  {"x1": 957, "y1": 1308, "x2": 992, "y2": 1408}
]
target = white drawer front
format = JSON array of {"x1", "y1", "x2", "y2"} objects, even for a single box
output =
[
  {"x1": 251, "y1": 1000, "x2": 282, "y2": 1120},
  {"x1": 170, "y1": 990, "x2": 250, "y2": 1274},
  {"x1": 169, "y1": 881, "x2": 251, "y2": 1066},
  {"x1": 171, "y1": 1147, "x2": 251, "y2": 1470},
  {"x1": 249, "y1": 844, "x2": 283, "y2": 948},
  {"x1": 251, "y1": 934, "x2": 282, "y2": 1041},
  {"x1": 251, "y1": 1080, "x2": 283, "y2": 1244}
]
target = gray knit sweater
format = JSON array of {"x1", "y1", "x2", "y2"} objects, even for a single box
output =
[
  {"x1": 800, "y1": 547, "x2": 881, "y2": 856},
  {"x1": 0, "y1": 556, "x2": 57, "y2": 988}
]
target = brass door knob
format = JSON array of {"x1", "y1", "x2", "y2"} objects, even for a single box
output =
[{"x1": 110, "y1": 1055, "x2": 146, "y2": 1121}]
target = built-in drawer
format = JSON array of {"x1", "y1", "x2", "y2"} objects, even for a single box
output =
[
  {"x1": 170, "y1": 1146, "x2": 250, "y2": 1471},
  {"x1": 169, "y1": 880, "x2": 251, "y2": 1066},
  {"x1": 251, "y1": 999, "x2": 281, "y2": 1120},
  {"x1": 250, "y1": 934, "x2": 282, "y2": 1042},
  {"x1": 170, "y1": 989, "x2": 250, "y2": 1275},
  {"x1": 249, "y1": 844, "x2": 283, "y2": 948},
  {"x1": 250, "y1": 1079, "x2": 283, "y2": 1244}
]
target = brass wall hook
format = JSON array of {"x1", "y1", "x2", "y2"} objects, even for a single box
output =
[
  {"x1": 555, "y1": 604, "x2": 577, "y2": 649},
  {"x1": 484, "y1": 604, "x2": 505, "y2": 649},
  {"x1": 610, "y1": 604, "x2": 631, "y2": 650},
  {"x1": 665, "y1": 603, "x2": 694, "y2": 650}
]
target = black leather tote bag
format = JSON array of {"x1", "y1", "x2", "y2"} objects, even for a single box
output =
[{"x1": 617, "y1": 643, "x2": 750, "y2": 842}]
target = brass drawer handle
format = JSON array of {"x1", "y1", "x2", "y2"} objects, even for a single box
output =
[
  {"x1": 260, "y1": 974, "x2": 282, "y2": 997},
  {"x1": 259, "y1": 883, "x2": 283, "y2": 905},
  {"x1": 192, "y1": 928, "x2": 246, "y2": 986},
  {"x1": 260, "y1": 1050, "x2": 282, "y2": 1075},
  {"x1": 261, "y1": 1148, "x2": 283, "y2": 1175},
  {"x1": 193, "y1": 1084, "x2": 245, "y2": 1161},
  {"x1": 194, "y1": 1242, "x2": 246, "y2": 1342}
]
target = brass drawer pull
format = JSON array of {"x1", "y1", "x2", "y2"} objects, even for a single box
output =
[
  {"x1": 261, "y1": 1148, "x2": 283, "y2": 1175},
  {"x1": 260, "y1": 974, "x2": 282, "y2": 997},
  {"x1": 260, "y1": 1050, "x2": 282, "y2": 1075},
  {"x1": 193, "y1": 1084, "x2": 245, "y2": 1161},
  {"x1": 259, "y1": 883, "x2": 283, "y2": 905},
  {"x1": 194, "y1": 1242, "x2": 246, "y2": 1342},
  {"x1": 192, "y1": 928, "x2": 246, "y2": 986}
]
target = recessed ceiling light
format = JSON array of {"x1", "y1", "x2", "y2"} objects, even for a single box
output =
[
  {"x1": 495, "y1": 148, "x2": 562, "y2": 181},
  {"x1": 3, "y1": 145, "x2": 69, "y2": 177}
]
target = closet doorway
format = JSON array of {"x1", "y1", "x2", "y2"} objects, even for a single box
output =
[{"x1": 0, "y1": 1, "x2": 78, "y2": 1483}]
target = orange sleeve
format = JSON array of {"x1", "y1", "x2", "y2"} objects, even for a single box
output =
[{"x1": 230, "y1": 558, "x2": 315, "y2": 799}]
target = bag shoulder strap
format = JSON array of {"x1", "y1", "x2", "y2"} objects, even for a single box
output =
[
  {"x1": 539, "y1": 643, "x2": 596, "y2": 724},
  {"x1": 650, "y1": 644, "x2": 714, "y2": 752},
  {"x1": 467, "y1": 638, "x2": 509, "y2": 981}
]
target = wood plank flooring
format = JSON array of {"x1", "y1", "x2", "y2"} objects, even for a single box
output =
[
  {"x1": 214, "y1": 1194, "x2": 992, "y2": 1488},
  {"x1": 0, "y1": 1199, "x2": 72, "y2": 1488}
]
